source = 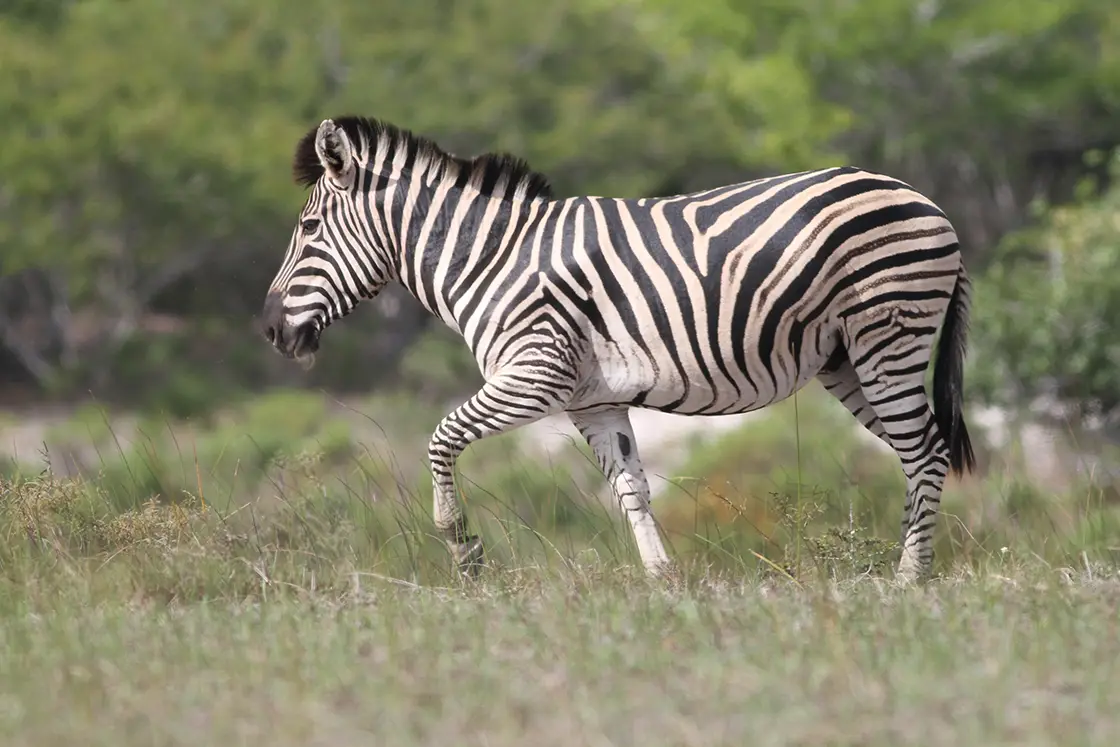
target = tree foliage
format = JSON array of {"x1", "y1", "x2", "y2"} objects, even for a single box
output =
[
  {"x1": 971, "y1": 152, "x2": 1120, "y2": 425},
  {"x1": 1, "y1": 0, "x2": 1119, "y2": 418}
]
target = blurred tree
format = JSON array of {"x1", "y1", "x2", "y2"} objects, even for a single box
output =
[
  {"x1": 970, "y1": 151, "x2": 1120, "y2": 428},
  {"x1": 0, "y1": 0, "x2": 1118, "y2": 418},
  {"x1": 0, "y1": 0, "x2": 839, "y2": 403},
  {"x1": 642, "y1": 0, "x2": 1120, "y2": 257}
]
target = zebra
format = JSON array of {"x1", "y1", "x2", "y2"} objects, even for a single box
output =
[{"x1": 261, "y1": 115, "x2": 976, "y2": 583}]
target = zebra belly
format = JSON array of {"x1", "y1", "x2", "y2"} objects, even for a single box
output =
[{"x1": 568, "y1": 318, "x2": 836, "y2": 416}]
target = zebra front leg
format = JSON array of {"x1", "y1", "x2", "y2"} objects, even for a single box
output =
[
  {"x1": 568, "y1": 408, "x2": 674, "y2": 577},
  {"x1": 428, "y1": 373, "x2": 571, "y2": 579}
]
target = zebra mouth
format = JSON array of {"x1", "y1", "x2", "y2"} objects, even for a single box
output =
[
  {"x1": 269, "y1": 321, "x2": 320, "y2": 362},
  {"x1": 288, "y1": 322, "x2": 321, "y2": 360}
]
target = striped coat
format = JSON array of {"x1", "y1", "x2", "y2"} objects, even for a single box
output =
[{"x1": 262, "y1": 116, "x2": 975, "y2": 582}]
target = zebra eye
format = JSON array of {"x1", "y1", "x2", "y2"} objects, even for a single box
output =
[{"x1": 301, "y1": 218, "x2": 321, "y2": 235}]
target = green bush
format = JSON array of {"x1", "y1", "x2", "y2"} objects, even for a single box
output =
[{"x1": 971, "y1": 151, "x2": 1120, "y2": 424}]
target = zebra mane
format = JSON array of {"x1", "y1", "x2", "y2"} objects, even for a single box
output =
[{"x1": 291, "y1": 116, "x2": 554, "y2": 202}]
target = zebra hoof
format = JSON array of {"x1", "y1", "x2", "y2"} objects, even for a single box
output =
[
  {"x1": 647, "y1": 560, "x2": 685, "y2": 590},
  {"x1": 895, "y1": 552, "x2": 932, "y2": 586},
  {"x1": 450, "y1": 535, "x2": 485, "y2": 579},
  {"x1": 646, "y1": 558, "x2": 679, "y2": 580}
]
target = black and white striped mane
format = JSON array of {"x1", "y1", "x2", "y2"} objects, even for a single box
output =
[{"x1": 291, "y1": 115, "x2": 555, "y2": 202}]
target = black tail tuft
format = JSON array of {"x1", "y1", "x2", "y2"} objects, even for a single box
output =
[{"x1": 932, "y1": 263, "x2": 976, "y2": 476}]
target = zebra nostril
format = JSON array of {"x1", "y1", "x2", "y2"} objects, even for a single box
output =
[{"x1": 262, "y1": 290, "x2": 286, "y2": 346}]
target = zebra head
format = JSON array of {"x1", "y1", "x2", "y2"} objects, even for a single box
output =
[{"x1": 261, "y1": 119, "x2": 393, "y2": 366}]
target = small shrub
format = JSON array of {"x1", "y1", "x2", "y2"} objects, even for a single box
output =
[
  {"x1": 766, "y1": 492, "x2": 898, "y2": 581},
  {"x1": 661, "y1": 385, "x2": 905, "y2": 575}
]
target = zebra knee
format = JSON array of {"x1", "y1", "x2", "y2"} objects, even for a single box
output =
[
  {"x1": 616, "y1": 431, "x2": 632, "y2": 458},
  {"x1": 427, "y1": 426, "x2": 465, "y2": 470}
]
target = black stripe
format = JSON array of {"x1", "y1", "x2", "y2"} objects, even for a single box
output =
[
  {"x1": 457, "y1": 209, "x2": 541, "y2": 348},
  {"x1": 597, "y1": 200, "x2": 673, "y2": 404},
  {"x1": 732, "y1": 178, "x2": 918, "y2": 384},
  {"x1": 621, "y1": 202, "x2": 718, "y2": 410}
]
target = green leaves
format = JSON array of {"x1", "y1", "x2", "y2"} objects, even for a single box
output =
[
  {"x1": 971, "y1": 152, "x2": 1120, "y2": 420},
  {"x1": 1, "y1": 0, "x2": 1119, "y2": 411}
]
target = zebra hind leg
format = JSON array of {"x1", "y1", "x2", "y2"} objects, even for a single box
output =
[
  {"x1": 568, "y1": 407, "x2": 675, "y2": 578},
  {"x1": 843, "y1": 325, "x2": 951, "y2": 584},
  {"x1": 816, "y1": 347, "x2": 891, "y2": 450},
  {"x1": 428, "y1": 371, "x2": 572, "y2": 580}
]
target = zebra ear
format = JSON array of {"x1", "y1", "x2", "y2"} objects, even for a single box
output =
[{"x1": 314, "y1": 119, "x2": 355, "y2": 184}]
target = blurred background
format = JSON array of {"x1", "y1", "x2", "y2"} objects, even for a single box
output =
[{"x1": 2, "y1": 0, "x2": 1119, "y2": 579}]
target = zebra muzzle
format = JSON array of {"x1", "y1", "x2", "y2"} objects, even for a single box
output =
[
  {"x1": 272, "y1": 321, "x2": 320, "y2": 361},
  {"x1": 261, "y1": 291, "x2": 321, "y2": 360}
]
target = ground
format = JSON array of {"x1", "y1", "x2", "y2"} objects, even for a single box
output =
[
  {"x1": 1, "y1": 394, "x2": 1118, "y2": 746},
  {"x1": 1, "y1": 565, "x2": 1117, "y2": 746}
]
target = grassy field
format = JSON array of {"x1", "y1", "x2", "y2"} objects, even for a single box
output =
[
  {"x1": 2, "y1": 388, "x2": 1119, "y2": 745},
  {"x1": 1, "y1": 556, "x2": 1118, "y2": 746}
]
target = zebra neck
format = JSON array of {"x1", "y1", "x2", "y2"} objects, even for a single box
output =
[{"x1": 391, "y1": 183, "x2": 546, "y2": 333}]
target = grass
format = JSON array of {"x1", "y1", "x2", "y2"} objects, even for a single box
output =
[
  {"x1": 2, "y1": 386, "x2": 1120, "y2": 744},
  {"x1": 1, "y1": 479, "x2": 1118, "y2": 747},
  {"x1": 1, "y1": 559, "x2": 1119, "y2": 745},
  {"x1": 659, "y1": 385, "x2": 1120, "y2": 577}
]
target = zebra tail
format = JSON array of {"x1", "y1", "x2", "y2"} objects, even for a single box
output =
[{"x1": 932, "y1": 260, "x2": 977, "y2": 476}]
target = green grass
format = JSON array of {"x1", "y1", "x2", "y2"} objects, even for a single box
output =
[
  {"x1": 660, "y1": 385, "x2": 1120, "y2": 576},
  {"x1": 2, "y1": 467, "x2": 1119, "y2": 746},
  {"x1": 1, "y1": 561, "x2": 1118, "y2": 746},
  {"x1": 2, "y1": 387, "x2": 1120, "y2": 744}
]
